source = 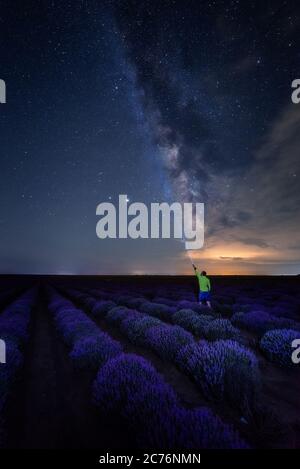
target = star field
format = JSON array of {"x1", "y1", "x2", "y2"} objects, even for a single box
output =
[{"x1": 0, "y1": 0, "x2": 300, "y2": 274}]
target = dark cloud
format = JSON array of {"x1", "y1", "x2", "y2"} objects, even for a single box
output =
[
  {"x1": 236, "y1": 238, "x2": 269, "y2": 249},
  {"x1": 288, "y1": 244, "x2": 300, "y2": 250}
]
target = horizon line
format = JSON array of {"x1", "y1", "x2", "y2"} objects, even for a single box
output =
[{"x1": 0, "y1": 273, "x2": 299, "y2": 277}]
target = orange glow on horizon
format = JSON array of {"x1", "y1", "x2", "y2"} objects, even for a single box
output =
[{"x1": 180, "y1": 241, "x2": 297, "y2": 275}]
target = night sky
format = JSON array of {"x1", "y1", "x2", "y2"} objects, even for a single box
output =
[{"x1": 0, "y1": 0, "x2": 300, "y2": 275}]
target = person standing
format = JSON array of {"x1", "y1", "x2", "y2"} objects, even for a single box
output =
[{"x1": 192, "y1": 264, "x2": 212, "y2": 308}]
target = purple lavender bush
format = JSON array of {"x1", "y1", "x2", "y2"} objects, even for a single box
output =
[
  {"x1": 232, "y1": 310, "x2": 300, "y2": 337},
  {"x1": 269, "y1": 304, "x2": 297, "y2": 320},
  {"x1": 54, "y1": 308, "x2": 99, "y2": 346},
  {"x1": 272, "y1": 316, "x2": 300, "y2": 332},
  {"x1": 172, "y1": 309, "x2": 214, "y2": 336},
  {"x1": 204, "y1": 319, "x2": 241, "y2": 342},
  {"x1": 0, "y1": 289, "x2": 36, "y2": 437},
  {"x1": 0, "y1": 289, "x2": 36, "y2": 345},
  {"x1": 175, "y1": 300, "x2": 204, "y2": 313},
  {"x1": 231, "y1": 310, "x2": 275, "y2": 335},
  {"x1": 145, "y1": 324, "x2": 194, "y2": 361},
  {"x1": 2, "y1": 302, "x2": 31, "y2": 316},
  {"x1": 152, "y1": 297, "x2": 177, "y2": 307},
  {"x1": 47, "y1": 290, "x2": 101, "y2": 346},
  {"x1": 48, "y1": 297, "x2": 74, "y2": 314},
  {"x1": 139, "y1": 301, "x2": 176, "y2": 321},
  {"x1": 106, "y1": 306, "x2": 140, "y2": 326},
  {"x1": 214, "y1": 294, "x2": 235, "y2": 305},
  {"x1": 177, "y1": 339, "x2": 260, "y2": 411},
  {"x1": 47, "y1": 290, "x2": 125, "y2": 371},
  {"x1": 0, "y1": 314, "x2": 31, "y2": 344},
  {"x1": 70, "y1": 334, "x2": 122, "y2": 370},
  {"x1": 0, "y1": 341, "x2": 23, "y2": 413},
  {"x1": 60, "y1": 319, "x2": 99, "y2": 346},
  {"x1": 93, "y1": 354, "x2": 166, "y2": 412},
  {"x1": 114, "y1": 294, "x2": 136, "y2": 305},
  {"x1": 55, "y1": 308, "x2": 84, "y2": 323},
  {"x1": 138, "y1": 405, "x2": 248, "y2": 449},
  {"x1": 66, "y1": 289, "x2": 89, "y2": 302},
  {"x1": 120, "y1": 316, "x2": 162, "y2": 346},
  {"x1": 93, "y1": 353, "x2": 247, "y2": 449},
  {"x1": 119, "y1": 297, "x2": 145, "y2": 309},
  {"x1": 88, "y1": 289, "x2": 111, "y2": 300},
  {"x1": 214, "y1": 304, "x2": 233, "y2": 316},
  {"x1": 91, "y1": 300, "x2": 116, "y2": 317},
  {"x1": 260, "y1": 329, "x2": 300, "y2": 368},
  {"x1": 232, "y1": 303, "x2": 252, "y2": 313},
  {"x1": 82, "y1": 296, "x2": 98, "y2": 309}
]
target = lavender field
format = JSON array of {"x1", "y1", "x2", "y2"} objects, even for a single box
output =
[{"x1": 0, "y1": 275, "x2": 300, "y2": 449}]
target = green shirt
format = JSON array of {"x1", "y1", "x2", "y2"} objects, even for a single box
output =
[{"x1": 196, "y1": 272, "x2": 211, "y2": 292}]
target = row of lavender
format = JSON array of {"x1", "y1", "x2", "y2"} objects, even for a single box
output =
[
  {"x1": 0, "y1": 288, "x2": 19, "y2": 312},
  {"x1": 65, "y1": 288, "x2": 289, "y2": 449},
  {"x1": 69, "y1": 289, "x2": 259, "y2": 411},
  {"x1": 95, "y1": 279, "x2": 300, "y2": 320},
  {"x1": 0, "y1": 289, "x2": 37, "y2": 445},
  {"x1": 85, "y1": 285, "x2": 300, "y2": 331},
  {"x1": 82, "y1": 287, "x2": 300, "y2": 369},
  {"x1": 102, "y1": 280, "x2": 300, "y2": 322},
  {"x1": 46, "y1": 287, "x2": 248, "y2": 448},
  {"x1": 80, "y1": 288, "x2": 243, "y2": 343}
]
